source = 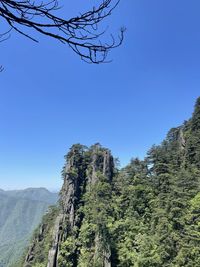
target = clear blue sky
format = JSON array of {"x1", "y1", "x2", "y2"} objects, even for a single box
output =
[{"x1": 0, "y1": 0, "x2": 200, "y2": 190}]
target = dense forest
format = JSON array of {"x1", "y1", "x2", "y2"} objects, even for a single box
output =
[{"x1": 19, "y1": 97, "x2": 200, "y2": 267}]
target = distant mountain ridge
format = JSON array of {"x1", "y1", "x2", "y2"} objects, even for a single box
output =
[
  {"x1": 0, "y1": 188, "x2": 58, "y2": 267},
  {"x1": 0, "y1": 187, "x2": 58, "y2": 203}
]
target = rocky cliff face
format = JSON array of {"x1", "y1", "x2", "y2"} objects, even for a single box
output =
[
  {"x1": 24, "y1": 143, "x2": 114, "y2": 267},
  {"x1": 20, "y1": 97, "x2": 200, "y2": 267}
]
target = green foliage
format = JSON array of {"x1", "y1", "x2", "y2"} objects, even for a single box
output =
[
  {"x1": 32, "y1": 264, "x2": 46, "y2": 267},
  {"x1": 76, "y1": 173, "x2": 113, "y2": 267},
  {"x1": 15, "y1": 98, "x2": 200, "y2": 266},
  {"x1": 108, "y1": 98, "x2": 200, "y2": 266},
  {"x1": 0, "y1": 188, "x2": 57, "y2": 267},
  {"x1": 24, "y1": 206, "x2": 59, "y2": 267},
  {"x1": 58, "y1": 237, "x2": 77, "y2": 267}
]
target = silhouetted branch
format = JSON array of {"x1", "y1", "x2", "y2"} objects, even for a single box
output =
[{"x1": 0, "y1": 0, "x2": 125, "y2": 64}]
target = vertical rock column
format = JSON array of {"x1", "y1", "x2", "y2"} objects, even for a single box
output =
[
  {"x1": 47, "y1": 144, "x2": 115, "y2": 267},
  {"x1": 47, "y1": 145, "x2": 87, "y2": 267},
  {"x1": 89, "y1": 145, "x2": 114, "y2": 267},
  {"x1": 47, "y1": 214, "x2": 63, "y2": 267}
]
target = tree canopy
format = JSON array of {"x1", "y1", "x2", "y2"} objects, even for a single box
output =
[{"x1": 24, "y1": 98, "x2": 200, "y2": 267}]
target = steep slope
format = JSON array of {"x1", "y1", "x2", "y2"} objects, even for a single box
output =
[
  {"x1": 24, "y1": 144, "x2": 114, "y2": 267},
  {"x1": 0, "y1": 188, "x2": 58, "y2": 267},
  {"x1": 23, "y1": 97, "x2": 200, "y2": 267}
]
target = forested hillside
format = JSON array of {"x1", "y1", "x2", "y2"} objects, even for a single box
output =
[
  {"x1": 22, "y1": 97, "x2": 200, "y2": 267},
  {"x1": 0, "y1": 188, "x2": 57, "y2": 267}
]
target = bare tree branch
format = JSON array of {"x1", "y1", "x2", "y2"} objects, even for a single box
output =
[{"x1": 0, "y1": 0, "x2": 125, "y2": 64}]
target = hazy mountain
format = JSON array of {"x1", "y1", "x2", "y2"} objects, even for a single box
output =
[
  {"x1": 3, "y1": 187, "x2": 58, "y2": 203},
  {"x1": 0, "y1": 188, "x2": 58, "y2": 267}
]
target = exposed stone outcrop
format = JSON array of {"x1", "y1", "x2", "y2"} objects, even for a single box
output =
[
  {"x1": 48, "y1": 143, "x2": 114, "y2": 267},
  {"x1": 89, "y1": 143, "x2": 114, "y2": 185},
  {"x1": 24, "y1": 223, "x2": 46, "y2": 267},
  {"x1": 24, "y1": 206, "x2": 59, "y2": 267},
  {"x1": 87, "y1": 145, "x2": 113, "y2": 267},
  {"x1": 47, "y1": 214, "x2": 63, "y2": 267},
  {"x1": 24, "y1": 144, "x2": 114, "y2": 267},
  {"x1": 59, "y1": 145, "x2": 87, "y2": 239},
  {"x1": 94, "y1": 233, "x2": 112, "y2": 267},
  {"x1": 178, "y1": 128, "x2": 186, "y2": 150}
]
